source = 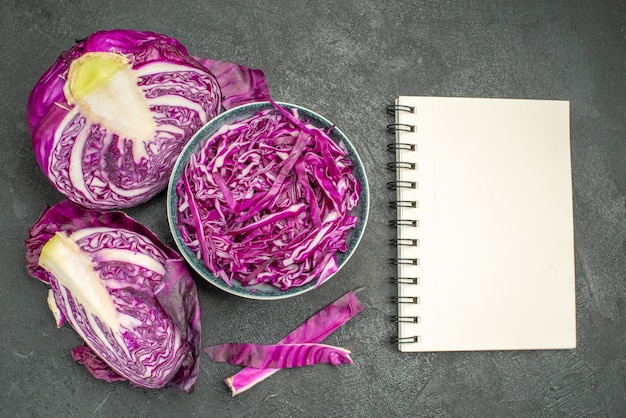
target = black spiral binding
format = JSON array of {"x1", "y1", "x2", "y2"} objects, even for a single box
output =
[
  {"x1": 389, "y1": 258, "x2": 419, "y2": 266},
  {"x1": 389, "y1": 219, "x2": 418, "y2": 227},
  {"x1": 387, "y1": 161, "x2": 416, "y2": 171},
  {"x1": 391, "y1": 315, "x2": 421, "y2": 323},
  {"x1": 389, "y1": 276, "x2": 420, "y2": 285},
  {"x1": 391, "y1": 335, "x2": 421, "y2": 344},
  {"x1": 386, "y1": 123, "x2": 415, "y2": 133},
  {"x1": 390, "y1": 296, "x2": 420, "y2": 304},
  {"x1": 388, "y1": 200, "x2": 418, "y2": 209},
  {"x1": 386, "y1": 180, "x2": 417, "y2": 191},
  {"x1": 389, "y1": 238, "x2": 419, "y2": 247},
  {"x1": 387, "y1": 142, "x2": 415, "y2": 152},
  {"x1": 387, "y1": 102, "x2": 420, "y2": 346},
  {"x1": 386, "y1": 104, "x2": 415, "y2": 115}
]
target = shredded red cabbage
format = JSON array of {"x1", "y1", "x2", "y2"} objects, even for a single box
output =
[{"x1": 175, "y1": 102, "x2": 360, "y2": 290}]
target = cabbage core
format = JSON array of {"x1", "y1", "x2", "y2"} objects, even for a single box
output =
[
  {"x1": 39, "y1": 232, "x2": 121, "y2": 333},
  {"x1": 63, "y1": 52, "x2": 157, "y2": 162}
]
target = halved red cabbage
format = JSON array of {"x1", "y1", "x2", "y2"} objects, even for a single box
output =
[
  {"x1": 27, "y1": 29, "x2": 270, "y2": 209},
  {"x1": 24, "y1": 200, "x2": 201, "y2": 393},
  {"x1": 224, "y1": 290, "x2": 363, "y2": 396},
  {"x1": 175, "y1": 102, "x2": 360, "y2": 290},
  {"x1": 203, "y1": 343, "x2": 353, "y2": 368}
]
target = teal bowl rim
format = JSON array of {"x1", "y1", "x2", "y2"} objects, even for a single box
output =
[{"x1": 167, "y1": 101, "x2": 370, "y2": 300}]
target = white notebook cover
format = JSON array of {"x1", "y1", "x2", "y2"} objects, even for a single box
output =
[{"x1": 392, "y1": 96, "x2": 576, "y2": 352}]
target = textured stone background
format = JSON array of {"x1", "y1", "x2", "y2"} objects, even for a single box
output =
[{"x1": 1, "y1": 1, "x2": 624, "y2": 416}]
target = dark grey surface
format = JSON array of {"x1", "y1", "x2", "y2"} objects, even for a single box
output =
[{"x1": 1, "y1": 1, "x2": 624, "y2": 417}]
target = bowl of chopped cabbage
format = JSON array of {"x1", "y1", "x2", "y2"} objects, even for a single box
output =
[{"x1": 167, "y1": 101, "x2": 369, "y2": 299}]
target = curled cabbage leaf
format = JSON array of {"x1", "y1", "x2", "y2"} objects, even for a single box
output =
[
  {"x1": 223, "y1": 290, "x2": 363, "y2": 396},
  {"x1": 24, "y1": 200, "x2": 202, "y2": 393},
  {"x1": 27, "y1": 29, "x2": 270, "y2": 209},
  {"x1": 203, "y1": 343, "x2": 353, "y2": 368}
]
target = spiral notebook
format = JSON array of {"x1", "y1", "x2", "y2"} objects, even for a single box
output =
[{"x1": 387, "y1": 96, "x2": 576, "y2": 352}]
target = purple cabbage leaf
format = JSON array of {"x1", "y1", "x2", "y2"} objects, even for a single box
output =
[
  {"x1": 27, "y1": 29, "x2": 270, "y2": 209},
  {"x1": 24, "y1": 200, "x2": 202, "y2": 393},
  {"x1": 203, "y1": 343, "x2": 353, "y2": 368},
  {"x1": 222, "y1": 290, "x2": 363, "y2": 396}
]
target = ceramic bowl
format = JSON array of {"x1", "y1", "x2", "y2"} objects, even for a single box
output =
[{"x1": 167, "y1": 101, "x2": 369, "y2": 300}]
